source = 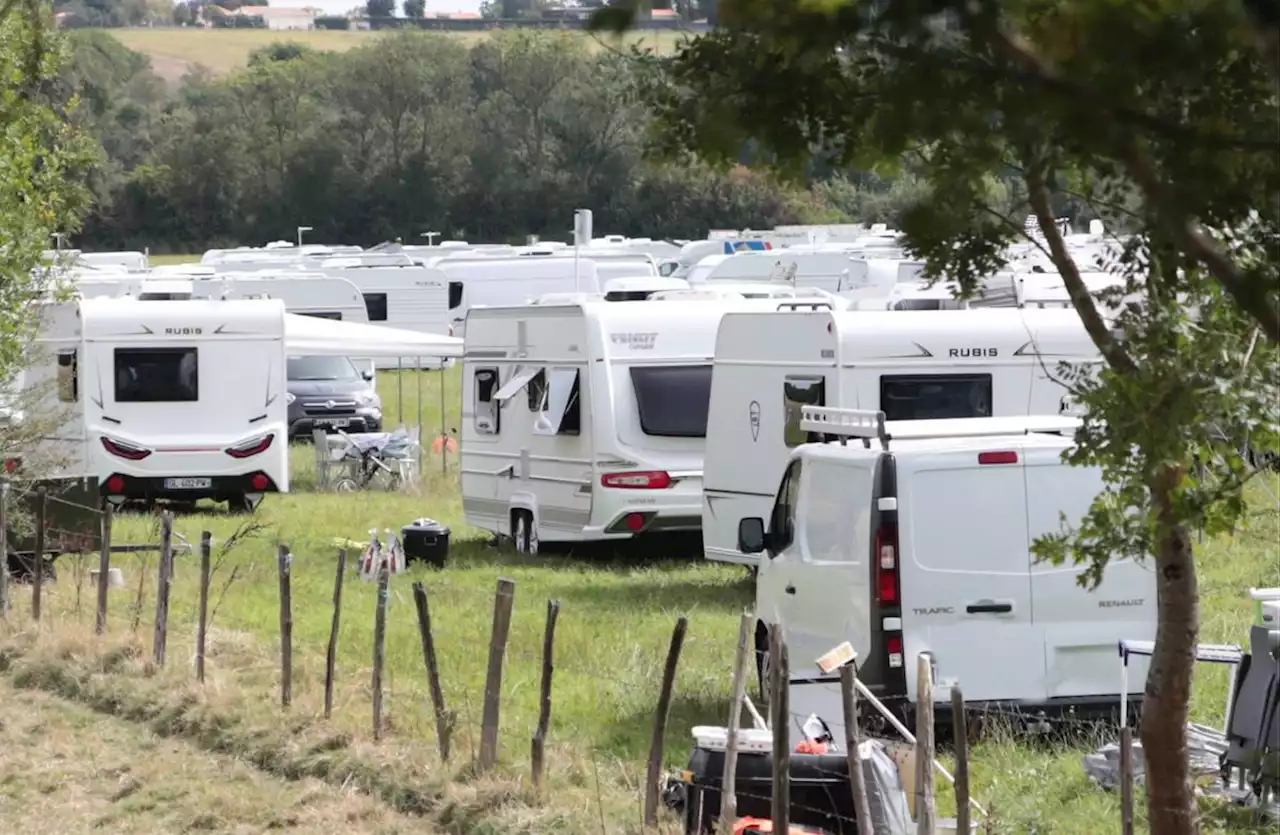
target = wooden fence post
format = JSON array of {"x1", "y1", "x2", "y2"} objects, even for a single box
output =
[
  {"x1": 951, "y1": 685, "x2": 971, "y2": 835},
  {"x1": 478, "y1": 577, "x2": 516, "y2": 770},
  {"x1": 840, "y1": 664, "x2": 875, "y2": 835},
  {"x1": 371, "y1": 562, "x2": 390, "y2": 741},
  {"x1": 644, "y1": 615, "x2": 689, "y2": 829},
  {"x1": 769, "y1": 630, "x2": 791, "y2": 835},
  {"x1": 719, "y1": 611, "x2": 754, "y2": 835},
  {"x1": 324, "y1": 549, "x2": 347, "y2": 719},
  {"x1": 196, "y1": 531, "x2": 211, "y2": 682},
  {"x1": 152, "y1": 511, "x2": 173, "y2": 665},
  {"x1": 0, "y1": 480, "x2": 10, "y2": 618},
  {"x1": 530, "y1": 598, "x2": 561, "y2": 793},
  {"x1": 914, "y1": 654, "x2": 936, "y2": 835},
  {"x1": 277, "y1": 543, "x2": 293, "y2": 708},
  {"x1": 412, "y1": 580, "x2": 454, "y2": 762},
  {"x1": 31, "y1": 486, "x2": 46, "y2": 622},
  {"x1": 94, "y1": 505, "x2": 113, "y2": 635},
  {"x1": 1119, "y1": 726, "x2": 1136, "y2": 835}
]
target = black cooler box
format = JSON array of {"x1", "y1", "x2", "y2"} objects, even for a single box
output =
[
  {"x1": 682, "y1": 731, "x2": 858, "y2": 834},
  {"x1": 401, "y1": 518, "x2": 451, "y2": 567}
]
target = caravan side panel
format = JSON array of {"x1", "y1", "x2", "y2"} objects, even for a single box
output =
[{"x1": 703, "y1": 311, "x2": 836, "y2": 564}]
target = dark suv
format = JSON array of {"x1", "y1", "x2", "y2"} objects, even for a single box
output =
[{"x1": 287, "y1": 355, "x2": 383, "y2": 438}]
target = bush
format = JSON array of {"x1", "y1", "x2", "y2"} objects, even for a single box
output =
[{"x1": 314, "y1": 15, "x2": 349, "y2": 30}]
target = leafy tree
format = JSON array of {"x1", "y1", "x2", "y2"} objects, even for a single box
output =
[
  {"x1": 366, "y1": 0, "x2": 394, "y2": 17},
  {"x1": 0, "y1": 5, "x2": 96, "y2": 484},
  {"x1": 597, "y1": 1, "x2": 1280, "y2": 832},
  {"x1": 403, "y1": 0, "x2": 424, "y2": 18}
]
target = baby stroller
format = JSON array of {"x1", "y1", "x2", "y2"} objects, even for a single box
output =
[{"x1": 332, "y1": 429, "x2": 416, "y2": 492}]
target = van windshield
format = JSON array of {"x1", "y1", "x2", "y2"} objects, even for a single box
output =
[
  {"x1": 630, "y1": 365, "x2": 713, "y2": 437},
  {"x1": 288, "y1": 355, "x2": 362, "y2": 382}
]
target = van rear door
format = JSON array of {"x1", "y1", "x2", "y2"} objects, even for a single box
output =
[
  {"x1": 896, "y1": 446, "x2": 1047, "y2": 703},
  {"x1": 1024, "y1": 447, "x2": 1155, "y2": 699},
  {"x1": 781, "y1": 450, "x2": 879, "y2": 676}
]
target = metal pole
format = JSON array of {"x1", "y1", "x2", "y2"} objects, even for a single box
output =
[
  {"x1": 397, "y1": 357, "x2": 403, "y2": 428},
  {"x1": 416, "y1": 356, "x2": 423, "y2": 436},
  {"x1": 440, "y1": 362, "x2": 447, "y2": 475}
]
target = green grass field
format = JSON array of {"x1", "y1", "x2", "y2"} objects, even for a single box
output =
[
  {"x1": 0, "y1": 360, "x2": 1270, "y2": 833},
  {"x1": 105, "y1": 27, "x2": 689, "y2": 80}
]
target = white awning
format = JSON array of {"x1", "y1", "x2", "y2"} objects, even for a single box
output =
[{"x1": 285, "y1": 314, "x2": 461, "y2": 359}]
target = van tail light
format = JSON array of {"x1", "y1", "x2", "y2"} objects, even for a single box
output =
[
  {"x1": 874, "y1": 521, "x2": 900, "y2": 606},
  {"x1": 4, "y1": 458, "x2": 19, "y2": 473},
  {"x1": 101, "y1": 436, "x2": 152, "y2": 461},
  {"x1": 978, "y1": 450, "x2": 1019, "y2": 465},
  {"x1": 600, "y1": 470, "x2": 672, "y2": 489},
  {"x1": 226, "y1": 433, "x2": 275, "y2": 459},
  {"x1": 886, "y1": 635, "x2": 904, "y2": 669}
]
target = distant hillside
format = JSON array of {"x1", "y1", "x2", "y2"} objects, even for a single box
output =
[{"x1": 106, "y1": 26, "x2": 686, "y2": 82}]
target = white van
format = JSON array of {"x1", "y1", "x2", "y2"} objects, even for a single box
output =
[
  {"x1": 740, "y1": 406, "x2": 1155, "y2": 726},
  {"x1": 703, "y1": 308, "x2": 1100, "y2": 566}
]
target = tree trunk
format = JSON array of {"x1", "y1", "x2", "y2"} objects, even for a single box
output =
[{"x1": 1140, "y1": 466, "x2": 1201, "y2": 835}]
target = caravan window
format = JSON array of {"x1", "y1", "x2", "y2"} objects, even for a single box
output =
[
  {"x1": 474, "y1": 368, "x2": 500, "y2": 435},
  {"x1": 630, "y1": 365, "x2": 713, "y2": 438},
  {"x1": 448, "y1": 282, "x2": 463, "y2": 310},
  {"x1": 770, "y1": 460, "x2": 802, "y2": 553},
  {"x1": 56, "y1": 350, "x2": 78, "y2": 403},
  {"x1": 527, "y1": 370, "x2": 547, "y2": 412},
  {"x1": 880, "y1": 374, "x2": 992, "y2": 421},
  {"x1": 783, "y1": 376, "x2": 826, "y2": 447},
  {"x1": 532, "y1": 367, "x2": 581, "y2": 436},
  {"x1": 298, "y1": 311, "x2": 342, "y2": 321},
  {"x1": 114, "y1": 348, "x2": 198, "y2": 403},
  {"x1": 363, "y1": 293, "x2": 388, "y2": 322}
]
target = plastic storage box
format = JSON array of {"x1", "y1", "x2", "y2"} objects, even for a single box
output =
[{"x1": 401, "y1": 518, "x2": 451, "y2": 567}]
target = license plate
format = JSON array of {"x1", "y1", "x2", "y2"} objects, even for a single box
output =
[
  {"x1": 315, "y1": 418, "x2": 350, "y2": 428},
  {"x1": 164, "y1": 477, "x2": 212, "y2": 490}
]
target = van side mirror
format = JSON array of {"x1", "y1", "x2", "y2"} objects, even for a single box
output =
[
  {"x1": 737, "y1": 517, "x2": 767, "y2": 555},
  {"x1": 361, "y1": 370, "x2": 374, "y2": 382}
]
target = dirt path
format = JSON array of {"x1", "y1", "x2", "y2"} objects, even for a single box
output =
[{"x1": 0, "y1": 679, "x2": 421, "y2": 834}]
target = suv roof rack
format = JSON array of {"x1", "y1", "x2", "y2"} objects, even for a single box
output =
[{"x1": 799, "y1": 406, "x2": 1082, "y2": 450}]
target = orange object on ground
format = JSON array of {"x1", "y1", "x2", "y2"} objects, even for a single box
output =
[
  {"x1": 431, "y1": 435, "x2": 458, "y2": 454},
  {"x1": 793, "y1": 739, "x2": 829, "y2": 755},
  {"x1": 731, "y1": 818, "x2": 832, "y2": 835}
]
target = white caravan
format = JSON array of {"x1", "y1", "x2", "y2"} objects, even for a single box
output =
[
  {"x1": 703, "y1": 308, "x2": 1099, "y2": 566},
  {"x1": 78, "y1": 251, "x2": 149, "y2": 273},
  {"x1": 460, "y1": 298, "x2": 825, "y2": 552},
  {"x1": 431, "y1": 257, "x2": 603, "y2": 337},
  {"x1": 35, "y1": 297, "x2": 290, "y2": 512},
  {"x1": 741, "y1": 407, "x2": 1154, "y2": 726}
]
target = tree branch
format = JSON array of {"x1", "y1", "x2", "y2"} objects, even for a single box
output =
[
  {"x1": 984, "y1": 21, "x2": 1280, "y2": 344},
  {"x1": 1025, "y1": 164, "x2": 1139, "y2": 376}
]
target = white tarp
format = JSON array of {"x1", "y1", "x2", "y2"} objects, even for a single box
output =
[{"x1": 284, "y1": 313, "x2": 462, "y2": 358}]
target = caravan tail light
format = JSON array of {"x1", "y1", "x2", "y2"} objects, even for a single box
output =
[
  {"x1": 101, "y1": 436, "x2": 152, "y2": 461},
  {"x1": 978, "y1": 451, "x2": 1019, "y2": 465},
  {"x1": 874, "y1": 522, "x2": 900, "y2": 606},
  {"x1": 225, "y1": 433, "x2": 275, "y2": 459},
  {"x1": 601, "y1": 471, "x2": 672, "y2": 489}
]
